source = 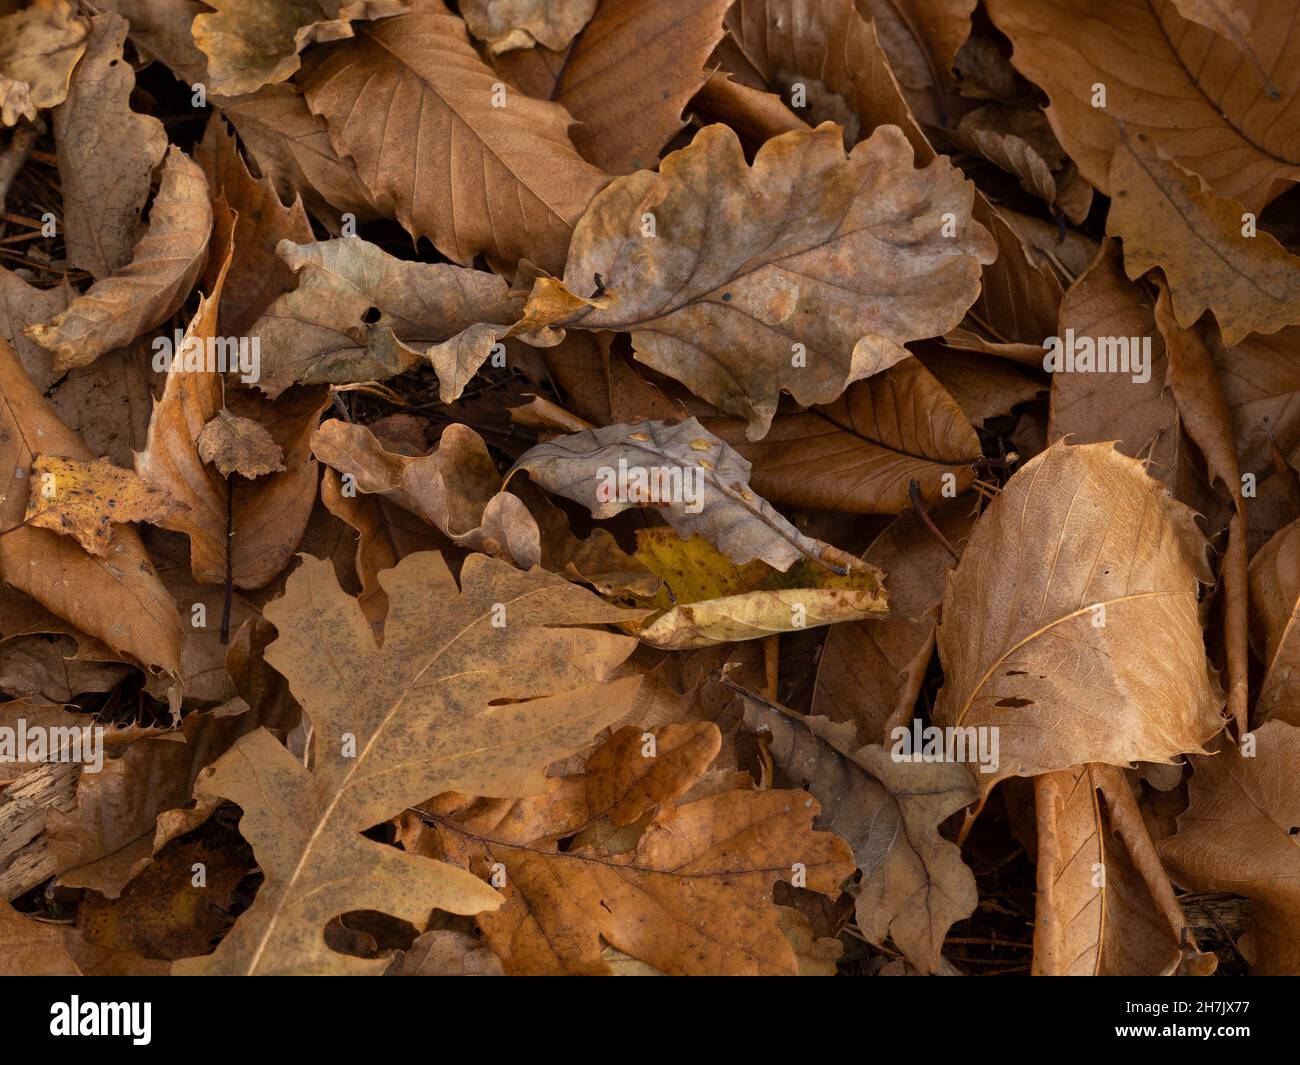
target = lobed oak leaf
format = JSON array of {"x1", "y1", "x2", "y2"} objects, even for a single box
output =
[
  {"x1": 462, "y1": 0, "x2": 596, "y2": 54},
  {"x1": 250, "y1": 236, "x2": 522, "y2": 400},
  {"x1": 724, "y1": 0, "x2": 1060, "y2": 362},
  {"x1": 23, "y1": 455, "x2": 183, "y2": 557},
  {"x1": 1160, "y1": 721, "x2": 1300, "y2": 974},
  {"x1": 737, "y1": 690, "x2": 976, "y2": 974},
  {"x1": 0, "y1": 0, "x2": 88, "y2": 125},
  {"x1": 312, "y1": 418, "x2": 540, "y2": 569},
  {"x1": 932, "y1": 440, "x2": 1225, "y2": 798},
  {"x1": 509, "y1": 121, "x2": 995, "y2": 438},
  {"x1": 433, "y1": 776, "x2": 856, "y2": 975},
  {"x1": 53, "y1": 13, "x2": 168, "y2": 281},
  {"x1": 173, "y1": 551, "x2": 645, "y2": 975},
  {"x1": 193, "y1": 0, "x2": 409, "y2": 96}
]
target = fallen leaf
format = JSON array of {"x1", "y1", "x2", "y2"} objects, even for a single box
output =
[
  {"x1": 462, "y1": 0, "x2": 595, "y2": 53},
  {"x1": 433, "y1": 771, "x2": 855, "y2": 975},
  {"x1": 192, "y1": 116, "x2": 314, "y2": 336},
  {"x1": 510, "y1": 417, "x2": 845, "y2": 571},
  {"x1": 495, "y1": 0, "x2": 732, "y2": 173},
  {"x1": 704, "y1": 357, "x2": 982, "y2": 514},
  {"x1": 738, "y1": 691, "x2": 976, "y2": 974},
  {"x1": 0, "y1": 0, "x2": 88, "y2": 125},
  {"x1": 617, "y1": 528, "x2": 886, "y2": 650},
  {"x1": 312, "y1": 418, "x2": 540, "y2": 568},
  {"x1": 0, "y1": 903, "x2": 80, "y2": 975},
  {"x1": 196, "y1": 409, "x2": 286, "y2": 478},
  {"x1": 53, "y1": 12, "x2": 168, "y2": 280},
  {"x1": 386, "y1": 929, "x2": 503, "y2": 975},
  {"x1": 1250, "y1": 517, "x2": 1300, "y2": 726},
  {"x1": 1107, "y1": 130, "x2": 1300, "y2": 346},
  {"x1": 813, "y1": 500, "x2": 977, "y2": 744},
  {"x1": 0, "y1": 337, "x2": 183, "y2": 680},
  {"x1": 933, "y1": 440, "x2": 1224, "y2": 797},
  {"x1": 249, "y1": 236, "x2": 521, "y2": 399},
  {"x1": 135, "y1": 271, "x2": 328, "y2": 589},
  {"x1": 987, "y1": 0, "x2": 1300, "y2": 214},
  {"x1": 1033, "y1": 763, "x2": 1206, "y2": 975},
  {"x1": 301, "y1": 4, "x2": 608, "y2": 273},
  {"x1": 1160, "y1": 722, "x2": 1300, "y2": 974},
  {"x1": 193, "y1": 0, "x2": 409, "y2": 95},
  {"x1": 510, "y1": 122, "x2": 994, "y2": 439},
  {"x1": 173, "y1": 551, "x2": 644, "y2": 974},
  {"x1": 26, "y1": 147, "x2": 212, "y2": 371},
  {"x1": 24, "y1": 455, "x2": 182, "y2": 556}
]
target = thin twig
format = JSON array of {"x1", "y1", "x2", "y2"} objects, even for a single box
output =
[
  {"x1": 908, "y1": 479, "x2": 959, "y2": 561},
  {"x1": 220, "y1": 480, "x2": 234, "y2": 644}
]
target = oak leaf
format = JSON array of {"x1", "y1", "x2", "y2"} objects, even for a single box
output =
[
  {"x1": 430, "y1": 725, "x2": 856, "y2": 975},
  {"x1": 312, "y1": 418, "x2": 540, "y2": 568},
  {"x1": 0, "y1": 0, "x2": 88, "y2": 125},
  {"x1": 511, "y1": 122, "x2": 993, "y2": 439},
  {"x1": 250, "y1": 236, "x2": 521, "y2": 400},
  {"x1": 462, "y1": 0, "x2": 595, "y2": 53},
  {"x1": 53, "y1": 13, "x2": 168, "y2": 280},
  {"x1": 173, "y1": 551, "x2": 645, "y2": 975},
  {"x1": 1160, "y1": 722, "x2": 1300, "y2": 974},
  {"x1": 193, "y1": 0, "x2": 408, "y2": 96},
  {"x1": 738, "y1": 691, "x2": 976, "y2": 974}
]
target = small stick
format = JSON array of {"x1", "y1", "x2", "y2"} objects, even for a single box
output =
[
  {"x1": 908, "y1": 479, "x2": 959, "y2": 561},
  {"x1": 220, "y1": 481, "x2": 234, "y2": 644}
]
